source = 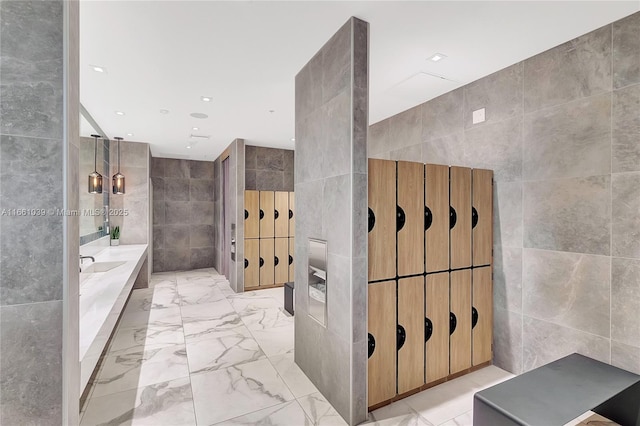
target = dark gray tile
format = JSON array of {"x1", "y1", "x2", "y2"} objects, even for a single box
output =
[
  {"x1": 493, "y1": 307, "x2": 523, "y2": 375},
  {"x1": 523, "y1": 316, "x2": 610, "y2": 372},
  {"x1": 150, "y1": 157, "x2": 165, "y2": 177},
  {"x1": 283, "y1": 172, "x2": 294, "y2": 192},
  {"x1": 189, "y1": 224, "x2": 214, "y2": 248},
  {"x1": 0, "y1": 135, "x2": 63, "y2": 175},
  {"x1": 151, "y1": 177, "x2": 164, "y2": 201},
  {"x1": 152, "y1": 249, "x2": 165, "y2": 273},
  {"x1": 464, "y1": 62, "x2": 523, "y2": 129},
  {"x1": 321, "y1": 90, "x2": 351, "y2": 178},
  {"x1": 244, "y1": 170, "x2": 256, "y2": 191},
  {"x1": 0, "y1": 170, "x2": 62, "y2": 210},
  {"x1": 523, "y1": 248, "x2": 610, "y2": 337},
  {"x1": 611, "y1": 340, "x2": 640, "y2": 375},
  {"x1": 165, "y1": 201, "x2": 189, "y2": 225},
  {"x1": 494, "y1": 247, "x2": 522, "y2": 313},
  {"x1": 523, "y1": 93, "x2": 611, "y2": 180},
  {"x1": 295, "y1": 50, "x2": 323, "y2": 121},
  {"x1": 256, "y1": 147, "x2": 284, "y2": 171},
  {"x1": 524, "y1": 25, "x2": 612, "y2": 112},
  {"x1": 352, "y1": 85, "x2": 368, "y2": 176},
  {"x1": 190, "y1": 248, "x2": 214, "y2": 270},
  {"x1": 523, "y1": 175, "x2": 611, "y2": 255},
  {"x1": 164, "y1": 159, "x2": 189, "y2": 178},
  {"x1": 388, "y1": 105, "x2": 422, "y2": 151},
  {"x1": 283, "y1": 149, "x2": 294, "y2": 174},
  {"x1": 295, "y1": 179, "x2": 324, "y2": 245},
  {"x1": 465, "y1": 115, "x2": 522, "y2": 182},
  {"x1": 613, "y1": 12, "x2": 640, "y2": 89},
  {"x1": 164, "y1": 225, "x2": 190, "y2": 250},
  {"x1": 611, "y1": 257, "x2": 640, "y2": 346},
  {"x1": 152, "y1": 200, "x2": 165, "y2": 225},
  {"x1": 189, "y1": 201, "x2": 214, "y2": 225},
  {"x1": 255, "y1": 170, "x2": 284, "y2": 191},
  {"x1": 189, "y1": 179, "x2": 214, "y2": 202},
  {"x1": 322, "y1": 174, "x2": 351, "y2": 258},
  {"x1": 421, "y1": 88, "x2": 464, "y2": 141},
  {"x1": 321, "y1": 19, "x2": 351, "y2": 104},
  {"x1": 494, "y1": 181, "x2": 523, "y2": 249},
  {"x1": 152, "y1": 226, "x2": 165, "y2": 250},
  {"x1": 0, "y1": 301, "x2": 62, "y2": 423},
  {"x1": 613, "y1": 84, "x2": 640, "y2": 173},
  {"x1": 164, "y1": 178, "x2": 190, "y2": 202},
  {"x1": 189, "y1": 160, "x2": 214, "y2": 180},
  {"x1": 245, "y1": 145, "x2": 257, "y2": 170},
  {"x1": 295, "y1": 107, "x2": 325, "y2": 184},
  {"x1": 163, "y1": 248, "x2": 191, "y2": 272},
  {"x1": 612, "y1": 172, "x2": 640, "y2": 258},
  {"x1": 352, "y1": 17, "x2": 368, "y2": 92}
]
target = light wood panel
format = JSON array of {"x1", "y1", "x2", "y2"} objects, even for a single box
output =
[
  {"x1": 368, "y1": 280, "x2": 397, "y2": 407},
  {"x1": 425, "y1": 164, "x2": 450, "y2": 273},
  {"x1": 289, "y1": 192, "x2": 295, "y2": 237},
  {"x1": 450, "y1": 269, "x2": 472, "y2": 374},
  {"x1": 472, "y1": 169, "x2": 493, "y2": 266},
  {"x1": 274, "y1": 238, "x2": 289, "y2": 284},
  {"x1": 244, "y1": 239, "x2": 260, "y2": 289},
  {"x1": 368, "y1": 159, "x2": 397, "y2": 281},
  {"x1": 259, "y1": 238, "x2": 275, "y2": 286},
  {"x1": 245, "y1": 190, "x2": 260, "y2": 239},
  {"x1": 274, "y1": 191, "x2": 289, "y2": 238},
  {"x1": 450, "y1": 167, "x2": 472, "y2": 269},
  {"x1": 397, "y1": 161, "x2": 425, "y2": 277},
  {"x1": 398, "y1": 276, "x2": 425, "y2": 394},
  {"x1": 260, "y1": 191, "x2": 275, "y2": 238},
  {"x1": 289, "y1": 237, "x2": 294, "y2": 282},
  {"x1": 472, "y1": 266, "x2": 493, "y2": 366},
  {"x1": 425, "y1": 272, "x2": 450, "y2": 383}
]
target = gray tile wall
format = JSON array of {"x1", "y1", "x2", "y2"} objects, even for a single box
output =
[
  {"x1": 294, "y1": 17, "x2": 369, "y2": 426},
  {"x1": 0, "y1": 1, "x2": 80, "y2": 424},
  {"x1": 369, "y1": 11, "x2": 640, "y2": 375},
  {"x1": 244, "y1": 145, "x2": 294, "y2": 191},
  {"x1": 151, "y1": 157, "x2": 215, "y2": 272}
]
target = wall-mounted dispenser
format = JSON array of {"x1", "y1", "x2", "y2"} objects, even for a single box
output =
[{"x1": 308, "y1": 238, "x2": 327, "y2": 326}]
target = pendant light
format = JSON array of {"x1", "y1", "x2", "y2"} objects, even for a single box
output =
[
  {"x1": 88, "y1": 134, "x2": 103, "y2": 194},
  {"x1": 112, "y1": 137, "x2": 125, "y2": 194}
]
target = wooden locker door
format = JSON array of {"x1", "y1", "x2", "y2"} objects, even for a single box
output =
[
  {"x1": 260, "y1": 191, "x2": 275, "y2": 238},
  {"x1": 450, "y1": 269, "x2": 472, "y2": 374},
  {"x1": 274, "y1": 238, "x2": 289, "y2": 284},
  {"x1": 397, "y1": 276, "x2": 425, "y2": 394},
  {"x1": 259, "y1": 238, "x2": 275, "y2": 286},
  {"x1": 368, "y1": 159, "x2": 397, "y2": 281},
  {"x1": 245, "y1": 190, "x2": 260, "y2": 239},
  {"x1": 450, "y1": 167, "x2": 472, "y2": 269},
  {"x1": 472, "y1": 266, "x2": 492, "y2": 366},
  {"x1": 244, "y1": 239, "x2": 260, "y2": 289},
  {"x1": 368, "y1": 280, "x2": 396, "y2": 408},
  {"x1": 274, "y1": 191, "x2": 289, "y2": 238},
  {"x1": 397, "y1": 161, "x2": 425, "y2": 277},
  {"x1": 289, "y1": 192, "x2": 295, "y2": 237},
  {"x1": 425, "y1": 272, "x2": 450, "y2": 384},
  {"x1": 472, "y1": 169, "x2": 493, "y2": 266},
  {"x1": 288, "y1": 237, "x2": 295, "y2": 282},
  {"x1": 425, "y1": 164, "x2": 450, "y2": 273}
]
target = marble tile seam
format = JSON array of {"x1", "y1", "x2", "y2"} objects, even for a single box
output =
[
  {"x1": 520, "y1": 246, "x2": 613, "y2": 260},
  {"x1": 520, "y1": 173, "x2": 612, "y2": 185},
  {"x1": 0, "y1": 132, "x2": 64, "y2": 142},
  {"x1": 521, "y1": 313, "x2": 613, "y2": 341},
  {"x1": 521, "y1": 88, "x2": 614, "y2": 117},
  {"x1": 0, "y1": 299, "x2": 63, "y2": 309}
]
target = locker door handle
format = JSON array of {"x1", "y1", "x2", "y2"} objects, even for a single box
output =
[
  {"x1": 397, "y1": 206, "x2": 406, "y2": 232},
  {"x1": 259, "y1": 257, "x2": 264, "y2": 267},
  {"x1": 289, "y1": 255, "x2": 293, "y2": 265},
  {"x1": 275, "y1": 210, "x2": 279, "y2": 219},
  {"x1": 450, "y1": 312, "x2": 457, "y2": 335},
  {"x1": 289, "y1": 209, "x2": 293, "y2": 219},
  {"x1": 274, "y1": 256, "x2": 279, "y2": 266},
  {"x1": 244, "y1": 259, "x2": 249, "y2": 268},
  {"x1": 425, "y1": 206, "x2": 433, "y2": 231},
  {"x1": 260, "y1": 209, "x2": 265, "y2": 220},
  {"x1": 425, "y1": 317, "x2": 433, "y2": 342},
  {"x1": 368, "y1": 333, "x2": 376, "y2": 358},
  {"x1": 450, "y1": 207, "x2": 457, "y2": 229},
  {"x1": 472, "y1": 207, "x2": 478, "y2": 229},
  {"x1": 244, "y1": 209, "x2": 249, "y2": 220},
  {"x1": 397, "y1": 325, "x2": 406, "y2": 350},
  {"x1": 472, "y1": 307, "x2": 479, "y2": 329},
  {"x1": 368, "y1": 208, "x2": 376, "y2": 232}
]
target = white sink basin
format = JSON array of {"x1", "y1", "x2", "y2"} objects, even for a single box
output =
[{"x1": 81, "y1": 261, "x2": 126, "y2": 274}]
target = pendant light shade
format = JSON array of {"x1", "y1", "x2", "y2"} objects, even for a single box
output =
[
  {"x1": 88, "y1": 134, "x2": 103, "y2": 194},
  {"x1": 112, "y1": 137, "x2": 125, "y2": 194}
]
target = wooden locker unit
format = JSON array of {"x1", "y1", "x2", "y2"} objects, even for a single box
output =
[
  {"x1": 368, "y1": 280, "x2": 397, "y2": 408},
  {"x1": 450, "y1": 269, "x2": 472, "y2": 374},
  {"x1": 288, "y1": 237, "x2": 294, "y2": 282},
  {"x1": 397, "y1": 276, "x2": 425, "y2": 394},
  {"x1": 397, "y1": 161, "x2": 425, "y2": 277},
  {"x1": 259, "y1": 238, "x2": 275, "y2": 286},
  {"x1": 472, "y1": 266, "x2": 493, "y2": 366},
  {"x1": 425, "y1": 164, "x2": 450, "y2": 273},
  {"x1": 289, "y1": 192, "x2": 295, "y2": 237},
  {"x1": 368, "y1": 159, "x2": 397, "y2": 282},
  {"x1": 425, "y1": 272, "x2": 450, "y2": 384},
  {"x1": 472, "y1": 169, "x2": 493, "y2": 266},
  {"x1": 274, "y1": 191, "x2": 289, "y2": 238},
  {"x1": 244, "y1": 239, "x2": 260, "y2": 289},
  {"x1": 245, "y1": 190, "x2": 260, "y2": 239},
  {"x1": 450, "y1": 167, "x2": 472, "y2": 270},
  {"x1": 274, "y1": 238, "x2": 289, "y2": 284},
  {"x1": 260, "y1": 191, "x2": 275, "y2": 238}
]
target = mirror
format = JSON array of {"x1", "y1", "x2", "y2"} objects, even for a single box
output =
[
  {"x1": 79, "y1": 107, "x2": 109, "y2": 244},
  {"x1": 308, "y1": 238, "x2": 327, "y2": 326}
]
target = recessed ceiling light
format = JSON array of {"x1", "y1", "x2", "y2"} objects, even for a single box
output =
[
  {"x1": 92, "y1": 65, "x2": 106, "y2": 73},
  {"x1": 186, "y1": 145, "x2": 192, "y2": 149},
  {"x1": 126, "y1": 133, "x2": 133, "y2": 137},
  {"x1": 269, "y1": 110, "x2": 275, "y2": 113},
  {"x1": 159, "y1": 109, "x2": 170, "y2": 114},
  {"x1": 192, "y1": 127, "x2": 199, "y2": 131},
  {"x1": 190, "y1": 112, "x2": 208, "y2": 119},
  {"x1": 428, "y1": 53, "x2": 447, "y2": 62},
  {"x1": 115, "y1": 111, "x2": 125, "y2": 116},
  {"x1": 290, "y1": 138, "x2": 295, "y2": 142},
  {"x1": 201, "y1": 96, "x2": 212, "y2": 102}
]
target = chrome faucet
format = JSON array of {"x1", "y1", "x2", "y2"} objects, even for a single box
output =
[{"x1": 79, "y1": 255, "x2": 95, "y2": 272}]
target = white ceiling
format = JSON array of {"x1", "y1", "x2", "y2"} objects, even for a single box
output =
[{"x1": 80, "y1": 1, "x2": 639, "y2": 161}]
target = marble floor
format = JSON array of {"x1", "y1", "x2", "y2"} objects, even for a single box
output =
[{"x1": 79, "y1": 268, "x2": 519, "y2": 426}]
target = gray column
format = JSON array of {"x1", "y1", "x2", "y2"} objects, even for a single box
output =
[{"x1": 294, "y1": 17, "x2": 369, "y2": 426}]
